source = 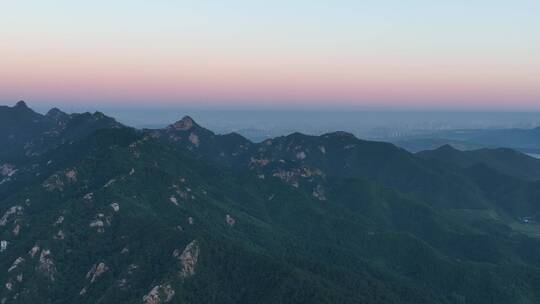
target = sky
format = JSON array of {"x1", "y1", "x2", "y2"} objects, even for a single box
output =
[{"x1": 0, "y1": 0, "x2": 539, "y2": 110}]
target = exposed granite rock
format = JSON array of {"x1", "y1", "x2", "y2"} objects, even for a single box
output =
[
  {"x1": 177, "y1": 240, "x2": 200, "y2": 278},
  {"x1": 86, "y1": 262, "x2": 108, "y2": 283},
  {"x1": 37, "y1": 249, "x2": 56, "y2": 281},
  {"x1": 143, "y1": 284, "x2": 175, "y2": 304}
]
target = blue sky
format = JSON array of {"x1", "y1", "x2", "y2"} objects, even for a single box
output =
[{"x1": 1, "y1": 0, "x2": 539, "y2": 109}]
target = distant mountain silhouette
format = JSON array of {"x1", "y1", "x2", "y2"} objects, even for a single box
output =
[{"x1": 393, "y1": 127, "x2": 540, "y2": 153}]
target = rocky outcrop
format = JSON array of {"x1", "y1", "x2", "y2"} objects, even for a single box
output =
[
  {"x1": 54, "y1": 216, "x2": 64, "y2": 226},
  {"x1": 226, "y1": 214, "x2": 236, "y2": 226},
  {"x1": 143, "y1": 284, "x2": 175, "y2": 304},
  {"x1": 86, "y1": 262, "x2": 108, "y2": 283},
  {"x1": 0, "y1": 164, "x2": 16, "y2": 177},
  {"x1": 37, "y1": 249, "x2": 56, "y2": 281},
  {"x1": 169, "y1": 196, "x2": 179, "y2": 206},
  {"x1": 0, "y1": 206, "x2": 23, "y2": 226},
  {"x1": 174, "y1": 240, "x2": 200, "y2": 278},
  {"x1": 189, "y1": 133, "x2": 200, "y2": 147},
  {"x1": 28, "y1": 244, "x2": 40, "y2": 258},
  {"x1": 8, "y1": 257, "x2": 24, "y2": 272},
  {"x1": 296, "y1": 151, "x2": 307, "y2": 160},
  {"x1": 54, "y1": 230, "x2": 65, "y2": 240},
  {"x1": 167, "y1": 116, "x2": 196, "y2": 131},
  {"x1": 312, "y1": 184, "x2": 327, "y2": 201},
  {"x1": 65, "y1": 169, "x2": 77, "y2": 182},
  {"x1": 110, "y1": 202, "x2": 120, "y2": 212},
  {"x1": 89, "y1": 213, "x2": 111, "y2": 233}
]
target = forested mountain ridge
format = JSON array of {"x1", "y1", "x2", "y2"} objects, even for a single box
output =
[
  {"x1": 0, "y1": 101, "x2": 122, "y2": 163},
  {"x1": 418, "y1": 144, "x2": 540, "y2": 181},
  {"x1": 1, "y1": 102, "x2": 540, "y2": 304}
]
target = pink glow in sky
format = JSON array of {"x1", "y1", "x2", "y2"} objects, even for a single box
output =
[{"x1": 1, "y1": 1, "x2": 539, "y2": 109}]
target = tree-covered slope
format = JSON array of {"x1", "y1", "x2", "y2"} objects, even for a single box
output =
[
  {"x1": 1, "y1": 104, "x2": 540, "y2": 303},
  {"x1": 418, "y1": 145, "x2": 540, "y2": 181},
  {"x1": 0, "y1": 101, "x2": 122, "y2": 163}
]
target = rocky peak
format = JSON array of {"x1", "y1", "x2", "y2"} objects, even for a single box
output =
[
  {"x1": 9, "y1": 100, "x2": 36, "y2": 115},
  {"x1": 14, "y1": 100, "x2": 29, "y2": 109},
  {"x1": 46, "y1": 108, "x2": 69, "y2": 121},
  {"x1": 168, "y1": 116, "x2": 198, "y2": 132}
]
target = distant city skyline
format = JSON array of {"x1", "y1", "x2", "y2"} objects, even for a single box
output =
[{"x1": 1, "y1": 1, "x2": 539, "y2": 109}]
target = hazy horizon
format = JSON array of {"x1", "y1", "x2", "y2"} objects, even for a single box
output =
[{"x1": 4, "y1": 101, "x2": 540, "y2": 144}]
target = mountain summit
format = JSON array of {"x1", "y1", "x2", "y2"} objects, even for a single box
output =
[
  {"x1": 14, "y1": 100, "x2": 29, "y2": 109},
  {"x1": 45, "y1": 108, "x2": 69, "y2": 121},
  {"x1": 167, "y1": 116, "x2": 198, "y2": 131},
  {"x1": 0, "y1": 102, "x2": 122, "y2": 162}
]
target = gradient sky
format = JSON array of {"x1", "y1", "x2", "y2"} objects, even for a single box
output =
[{"x1": 1, "y1": 1, "x2": 539, "y2": 110}]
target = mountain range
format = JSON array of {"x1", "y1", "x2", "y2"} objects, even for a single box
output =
[
  {"x1": 390, "y1": 128, "x2": 540, "y2": 154},
  {"x1": 1, "y1": 101, "x2": 540, "y2": 304}
]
